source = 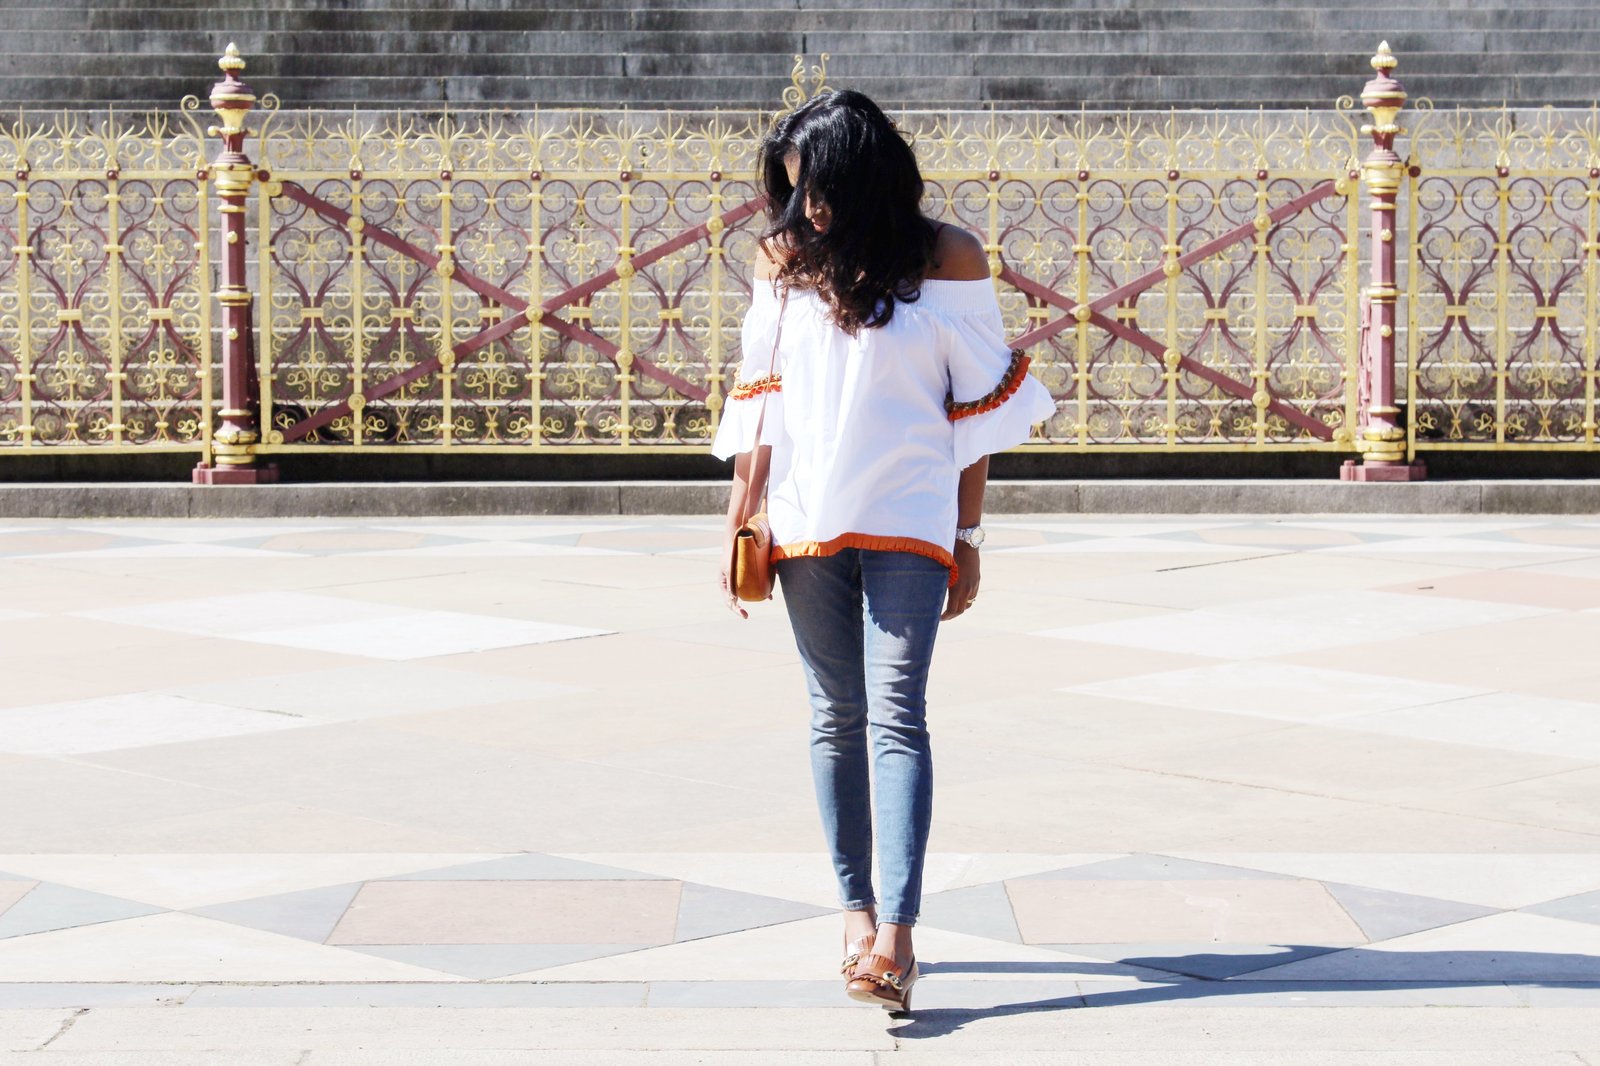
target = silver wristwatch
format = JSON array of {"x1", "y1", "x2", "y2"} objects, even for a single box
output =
[{"x1": 956, "y1": 524, "x2": 985, "y2": 549}]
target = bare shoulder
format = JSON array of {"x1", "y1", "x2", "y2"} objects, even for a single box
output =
[
  {"x1": 753, "y1": 237, "x2": 788, "y2": 281},
  {"x1": 926, "y1": 223, "x2": 988, "y2": 282}
]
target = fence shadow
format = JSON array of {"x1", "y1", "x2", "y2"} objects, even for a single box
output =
[{"x1": 891, "y1": 947, "x2": 1600, "y2": 1039}]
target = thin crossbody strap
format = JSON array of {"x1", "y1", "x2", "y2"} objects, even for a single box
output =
[{"x1": 738, "y1": 287, "x2": 788, "y2": 524}]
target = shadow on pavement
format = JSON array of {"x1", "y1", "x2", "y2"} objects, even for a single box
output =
[{"x1": 892, "y1": 947, "x2": 1600, "y2": 1039}]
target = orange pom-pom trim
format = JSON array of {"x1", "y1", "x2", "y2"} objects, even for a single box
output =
[
  {"x1": 947, "y1": 350, "x2": 1031, "y2": 421},
  {"x1": 729, "y1": 374, "x2": 782, "y2": 401},
  {"x1": 772, "y1": 533, "x2": 959, "y2": 587}
]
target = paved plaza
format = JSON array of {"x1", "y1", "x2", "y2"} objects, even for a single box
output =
[{"x1": 1, "y1": 513, "x2": 1599, "y2": 1062}]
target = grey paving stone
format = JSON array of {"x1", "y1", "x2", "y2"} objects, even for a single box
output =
[
  {"x1": 184, "y1": 981, "x2": 647, "y2": 1008},
  {"x1": 1020, "y1": 855, "x2": 1292, "y2": 882},
  {"x1": 1525, "y1": 890, "x2": 1600, "y2": 927},
  {"x1": 917, "y1": 882, "x2": 1022, "y2": 943},
  {"x1": 1053, "y1": 942, "x2": 1344, "y2": 980},
  {"x1": 921, "y1": 953, "x2": 1168, "y2": 983},
  {"x1": 0, "y1": 883, "x2": 165, "y2": 941},
  {"x1": 380, "y1": 854, "x2": 669, "y2": 882},
  {"x1": 1324, "y1": 881, "x2": 1498, "y2": 942},
  {"x1": 1075, "y1": 979, "x2": 1525, "y2": 1008},
  {"x1": 672, "y1": 883, "x2": 831, "y2": 943},
  {"x1": 346, "y1": 943, "x2": 652, "y2": 979},
  {"x1": 187, "y1": 883, "x2": 363, "y2": 944},
  {"x1": 1511, "y1": 984, "x2": 1600, "y2": 1006},
  {"x1": 647, "y1": 980, "x2": 846, "y2": 1008},
  {"x1": 0, "y1": 984, "x2": 195, "y2": 1008}
]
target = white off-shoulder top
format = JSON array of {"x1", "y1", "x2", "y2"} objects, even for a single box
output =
[{"x1": 711, "y1": 277, "x2": 1055, "y2": 583}]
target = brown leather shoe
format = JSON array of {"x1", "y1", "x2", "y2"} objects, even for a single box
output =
[
  {"x1": 840, "y1": 933, "x2": 874, "y2": 990},
  {"x1": 846, "y1": 952, "x2": 918, "y2": 1012}
]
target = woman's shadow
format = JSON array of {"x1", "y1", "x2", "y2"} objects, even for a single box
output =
[{"x1": 889, "y1": 947, "x2": 1600, "y2": 1038}]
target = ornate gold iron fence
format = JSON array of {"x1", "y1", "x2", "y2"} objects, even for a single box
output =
[
  {"x1": 1405, "y1": 106, "x2": 1600, "y2": 451},
  {"x1": 1, "y1": 44, "x2": 1596, "y2": 480},
  {"x1": 0, "y1": 111, "x2": 213, "y2": 454}
]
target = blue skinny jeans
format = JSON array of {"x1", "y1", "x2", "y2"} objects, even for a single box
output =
[{"x1": 776, "y1": 548, "x2": 947, "y2": 927}]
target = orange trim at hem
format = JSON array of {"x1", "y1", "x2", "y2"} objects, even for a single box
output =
[
  {"x1": 947, "y1": 350, "x2": 1031, "y2": 421},
  {"x1": 729, "y1": 374, "x2": 782, "y2": 401},
  {"x1": 771, "y1": 533, "x2": 959, "y2": 587}
]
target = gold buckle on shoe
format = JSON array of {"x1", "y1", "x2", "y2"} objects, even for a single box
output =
[{"x1": 882, "y1": 970, "x2": 903, "y2": 991}]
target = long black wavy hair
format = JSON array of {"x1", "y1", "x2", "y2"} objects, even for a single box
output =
[{"x1": 758, "y1": 89, "x2": 937, "y2": 333}]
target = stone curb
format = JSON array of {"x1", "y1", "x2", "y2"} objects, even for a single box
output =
[{"x1": 0, "y1": 480, "x2": 1597, "y2": 518}]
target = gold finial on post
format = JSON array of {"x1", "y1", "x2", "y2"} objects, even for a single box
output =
[{"x1": 218, "y1": 41, "x2": 247, "y2": 75}]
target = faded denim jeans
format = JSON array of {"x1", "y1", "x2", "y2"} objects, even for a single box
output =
[{"x1": 776, "y1": 548, "x2": 947, "y2": 926}]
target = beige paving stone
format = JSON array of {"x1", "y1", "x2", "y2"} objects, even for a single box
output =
[
  {"x1": 1506, "y1": 528, "x2": 1600, "y2": 547},
  {"x1": 328, "y1": 880, "x2": 683, "y2": 945},
  {"x1": 32, "y1": 801, "x2": 502, "y2": 854},
  {"x1": 0, "y1": 532, "x2": 120, "y2": 555},
  {"x1": 1071, "y1": 661, "x2": 1486, "y2": 722},
  {"x1": 0, "y1": 853, "x2": 499, "y2": 910},
  {"x1": 0, "y1": 882, "x2": 36, "y2": 915},
  {"x1": 512, "y1": 914, "x2": 1108, "y2": 983},
  {"x1": 375, "y1": 681, "x2": 805, "y2": 762},
  {"x1": 1168, "y1": 852, "x2": 1600, "y2": 909},
  {"x1": 254, "y1": 532, "x2": 431, "y2": 551},
  {"x1": 0, "y1": 615, "x2": 184, "y2": 660},
  {"x1": 937, "y1": 691, "x2": 1294, "y2": 764},
  {"x1": 1180, "y1": 805, "x2": 1600, "y2": 854},
  {"x1": 0, "y1": 913, "x2": 460, "y2": 983},
  {"x1": 334, "y1": 572, "x2": 732, "y2": 631},
  {"x1": 0, "y1": 637, "x2": 363, "y2": 709},
  {"x1": 1005, "y1": 878, "x2": 1366, "y2": 944},
  {"x1": 0, "y1": 756, "x2": 247, "y2": 851},
  {"x1": 1376, "y1": 570, "x2": 1600, "y2": 610},
  {"x1": 457, "y1": 631, "x2": 794, "y2": 687},
  {"x1": 79, "y1": 723, "x2": 803, "y2": 854},
  {"x1": 929, "y1": 634, "x2": 1220, "y2": 704},
  {"x1": 1194, "y1": 528, "x2": 1364, "y2": 546},
  {"x1": 1421, "y1": 765, "x2": 1600, "y2": 837},
  {"x1": 0, "y1": 1009, "x2": 78, "y2": 1052},
  {"x1": 1104, "y1": 725, "x2": 1592, "y2": 804},
  {"x1": 1271, "y1": 612, "x2": 1600, "y2": 689},
  {"x1": 931, "y1": 762, "x2": 1375, "y2": 854},
  {"x1": 1523, "y1": 670, "x2": 1600, "y2": 703},
  {"x1": 46, "y1": 1007, "x2": 899, "y2": 1052},
  {"x1": 1051, "y1": 569, "x2": 1345, "y2": 612},
  {"x1": 516, "y1": 554, "x2": 711, "y2": 591},
  {"x1": 556, "y1": 853, "x2": 1114, "y2": 910}
]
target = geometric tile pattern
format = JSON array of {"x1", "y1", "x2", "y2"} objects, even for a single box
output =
[{"x1": 1, "y1": 516, "x2": 1599, "y2": 1017}]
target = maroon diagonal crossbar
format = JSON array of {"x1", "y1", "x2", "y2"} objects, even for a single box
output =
[
  {"x1": 273, "y1": 180, "x2": 766, "y2": 443},
  {"x1": 270, "y1": 174, "x2": 1341, "y2": 445},
  {"x1": 1005, "y1": 179, "x2": 1342, "y2": 441}
]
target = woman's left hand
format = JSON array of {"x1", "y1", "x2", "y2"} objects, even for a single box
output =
[{"x1": 941, "y1": 541, "x2": 981, "y2": 621}]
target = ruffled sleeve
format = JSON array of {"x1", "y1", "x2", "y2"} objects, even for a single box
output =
[
  {"x1": 711, "y1": 283, "x2": 786, "y2": 460},
  {"x1": 941, "y1": 285, "x2": 1056, "y2": 470}
]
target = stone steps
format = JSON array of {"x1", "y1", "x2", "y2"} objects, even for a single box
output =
[{"x1": 0, "y1": 1, "x2": 1591, "y2": 111}]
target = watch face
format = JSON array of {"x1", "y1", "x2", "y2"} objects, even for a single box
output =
[{"x1": 961, "y1": 526, "x2": 985, "y2": 548}]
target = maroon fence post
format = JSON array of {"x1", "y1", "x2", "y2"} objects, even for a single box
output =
[
  {"x1": 1342, "y1": 42, "x2": 1425, "y2": 481},
  {"x1": 193, "y1": 44, "x2": 277, "y2": 485}
]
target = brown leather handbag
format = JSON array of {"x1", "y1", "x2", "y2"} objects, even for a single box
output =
[{"x1": 730, "y1": 290, "x2": 787, "y2": 603}]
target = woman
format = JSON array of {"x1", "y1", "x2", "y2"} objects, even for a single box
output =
[{"x1": 714, "y1": 90, "x2": 1054, "y2": 1012}]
